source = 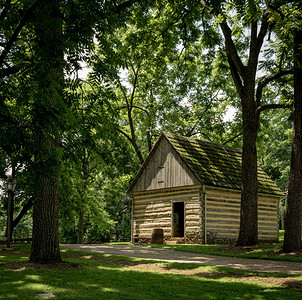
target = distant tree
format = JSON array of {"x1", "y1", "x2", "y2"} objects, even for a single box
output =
[{"x1": 90, "y1": 2, "x2": 235, "y2": 165}]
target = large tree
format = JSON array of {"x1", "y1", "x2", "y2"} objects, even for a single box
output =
[
  {"x1": 199, "y1": 0, "x2": 292, "y2": 245},
  {"x1": 284, "y1": 24, "x2": 302, "y2": 252},
  {"x1": 1, "y1": 0, "x2": 137, "y2": 262},
  {"x1": 29, "y1": 0, "x2": 64, "y2": 263}
]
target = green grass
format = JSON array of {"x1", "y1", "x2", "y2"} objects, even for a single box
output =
[
  {"x1": 1, "y1": 245, "x2": 302, "y2": 299},
  {"x1": 142, "y1": 231, "x2": 302, "y2": 262}
]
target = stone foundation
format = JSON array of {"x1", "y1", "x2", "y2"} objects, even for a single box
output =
[{"x1": 184, "y1": 231, "x2": 203, "y2": 244}]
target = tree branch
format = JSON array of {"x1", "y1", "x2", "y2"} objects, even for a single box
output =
[
  {"x1": 116, "y1": 77, "x2": 129, "y2": 108},
  {"x1": 257, "y1": 103, "x2": 291, "y2": 114},
  {"x1": 0, "y1": 0, "x2": 12, "y2": 21},
  {"x1": 116, "y1": 128, "x2": 144, "y2": 163},
  {"x1": 117, "y1": 105, "x2": 150, "y2": 116},
  {"x1": 0, "y1": 0, "x2": 41, "y2": 67},
  {"x1": 199, "y1": 1, "x2": 245, "y2": 82},
  {"x1": 199, "y1": 0, "x2": 214, "y2": 14},
  {"x1": 223, "y1": 132, "x2": 242, "y2": 145},
  {"x1": 129, "y1": 64, "x2": 139, "y2": 108},
  {"x1": 220, "y1": 21, "x2": 246, "y2": 79},
  {"x1": 227, "y1": 53, "x2": 244, "y2": 98},
  {"x1": 0, "y1": 65, "x2": 20, "y2": 78},
  {"x1": 256, "y1": 11, "x2": 269, "y2": 53},
  {"x1": 256, "y1": 69, "x2": 293, "y2": 104},
  {"x1": 12, "y1": 196, "x2": 34, "y2": 230}
]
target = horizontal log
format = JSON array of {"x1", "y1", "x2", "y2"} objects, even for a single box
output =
[
  {"x1": 134, "y1": 202, "x2": 171, "y2": 209},
  {"x1": 131, "y1": 185, "x2": 201, "y2": 196},
  {"x1": 133, "y1": 190, "x2": 201, "y2": 201},
  {"x1": 207, "y1": 198, "x2": 277, "y2": 210},
  {"x1": 205, "y1": 186, "x2": 280, "y2": 201},
  {"x1": 185, "y1": 205, "x2": 201, "y2": 210},
  {"x1": 135, "y1": 220, "x2": 171, "y2": 225},
  {"x1": 134, "y1": 228, "x2": 171, "y2": 234},
  {"x1": 134, "y1": 207, "x2": 171, "y2": 215},
  {"x1": 185, "y1": 227, "x2": 202, "y2": 232},
  {"x1": 185, "y1": 210, "x2": 201, "y2": 215},
  {"x1": 186, "y1": 216, "x2": 200, "y2": 221},
  {"x1": 207, "y1": 228, "x2": 278, "y2": 237},
  {"x1": 134, "y1": 215, "x2": 171, "y2": 222},
  {"x1": 133, "y1": 210, "x2": 171, "y2": 217},
  {"x1": 207, "y1": 223, "x2": 277, "y2": 232},
  {"x1": 207, "y1": 218, "x2": 278, "y2": 227},
  {"x1": 186, "y1": 222, "x2": 201, "y2": 227},
  {"x1": 134, "y1": 195, "x2": 200, "y2": 206},
  {"x1": 139, "y1": 223, "x2": 171, "y2": 229},
  {"x1": 207, "y1": 231, "x2": 238, "y2": 237}
]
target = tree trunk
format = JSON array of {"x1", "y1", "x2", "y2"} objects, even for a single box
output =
[
  {"x1": 236, "y1": 94, "x2": 259, "y2": 246},
  {"x1": 283, "y1": 29, "x2": 302, "y2": 252},
  {"x1": 78, "y1": 211, "x2": 84, "y2": 244},
  {"x1": 30, "y1": 175, "x2": 61, "y2": 263},
  {"x1": 29, "y1": 0, "x2": 62, "y2": 263}
]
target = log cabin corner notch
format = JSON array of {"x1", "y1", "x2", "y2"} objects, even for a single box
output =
[{"x1": 127, "y1": 132, "x2": 283, "y2": 244}]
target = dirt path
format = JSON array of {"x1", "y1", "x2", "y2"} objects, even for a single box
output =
[{"x1": 60, "y1": 244, "x2": 302, "y2": 275}]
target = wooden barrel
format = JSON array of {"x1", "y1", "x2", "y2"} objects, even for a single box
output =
[{"x1": 151, "y1": 228, "x2": 164, "y2": 244}]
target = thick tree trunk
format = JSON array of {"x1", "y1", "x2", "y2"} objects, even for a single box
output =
[
  {"x1": 283, "y1": 29, "x2": 302, "y2": 252},
  {"x1": 30, "y1": 175, "x2": 61, "y2": 263},
  {"x1": 29, "y1": 0, "x2": 62, "y2": 263},
  {"x1": 236, "y1": 94, "x2": 259, "y2": 246}
]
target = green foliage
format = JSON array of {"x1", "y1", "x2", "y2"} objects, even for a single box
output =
[{"x1": 258, "y1": 109, "x2": 292, "y2": 189}]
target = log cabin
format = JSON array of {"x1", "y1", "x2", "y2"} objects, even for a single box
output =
[{"x1": 127, "y1": 132, "x2": 283, "y2": 244}]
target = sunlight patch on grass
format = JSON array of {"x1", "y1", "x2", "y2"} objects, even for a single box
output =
[
  {"x1": 23, "y1": 283, "x2": 53, "y2": 291},
  {"x1": 101, "y1": 287, "x2": 118, "y2": 293},
  {"x1": 25, "y1": 275, "x2": 41, "y2": 281}
]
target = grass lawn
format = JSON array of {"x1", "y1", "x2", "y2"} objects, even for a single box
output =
[
  {"x1": 1, "y1": 244, "x2": 302, "y2": 299},
  {"x1": 142, "y1": 231, "x2": 302, "y2": 263}
]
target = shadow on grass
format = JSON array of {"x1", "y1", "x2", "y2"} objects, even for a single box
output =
[{"x1": 1, "y1": 257, "x2": 301, "y2": 299}]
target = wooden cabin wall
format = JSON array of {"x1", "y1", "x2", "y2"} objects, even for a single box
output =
[
  {"x1": 132, "y1": 185, "x2": 203, "y2": 243},
  {"x1": 132, "y1": 137, "x2": 200, "y2": 192},
  {"x1": 205, "y1": 187, "x2": 279, "y2": 243},
  {"x1": 258, "y1": 194, "x2": 279, "y2": 241}
]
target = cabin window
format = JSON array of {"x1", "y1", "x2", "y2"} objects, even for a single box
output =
[{"x1": 172, "y1": 202, "x2": 184, "y2": 237}]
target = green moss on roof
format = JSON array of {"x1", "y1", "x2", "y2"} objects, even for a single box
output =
[{"x1": 164, "y1": 132, "x2": 283, "y2": 196}]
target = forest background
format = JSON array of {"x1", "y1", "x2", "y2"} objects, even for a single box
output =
[{"x1": 0, "y1": 0, "x2": 298, "y2": 251}]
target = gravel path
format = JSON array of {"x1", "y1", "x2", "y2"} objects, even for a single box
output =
[{"x1": 60, "y1": 244, "x2": 302, "y2": 275}]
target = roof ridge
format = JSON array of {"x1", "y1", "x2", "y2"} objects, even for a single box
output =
[{"x1": 163, "y1": 132, "x2": 242, "y2": 153}]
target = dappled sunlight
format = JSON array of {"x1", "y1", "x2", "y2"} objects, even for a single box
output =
[
  {"x1": 1, "y1": 258, "x2": 301, "y2": 299},
  {"x1": 101, "y1": 287, "x2": 118, "y2": 293},
  {"x1": 61, "y1": 244, "x2": 302, "y2": 274},
  {"x1": 25, "y1": 274, "x2": 41, "y2": 281}
]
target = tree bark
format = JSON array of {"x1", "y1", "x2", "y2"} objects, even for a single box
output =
[
  {"x1": 29, "y1": 0, "x2": 62, "y2": 263},
  {"x1": 78, "y1": 211, "x2": 84, "y2": 244},
  {"x1": 30, "y1": 175, "x2": 61, "y2": 263},
  {"x1": 283, "y1": 29, "x2": 302, "y2": 252},
  {"x1": 236, "y1": 92, "x2": 259, "y2": 246}
]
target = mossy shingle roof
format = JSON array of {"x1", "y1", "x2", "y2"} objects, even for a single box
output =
[{"x1": 164, "y1": 132, "x2": 283, "y2": 196}]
